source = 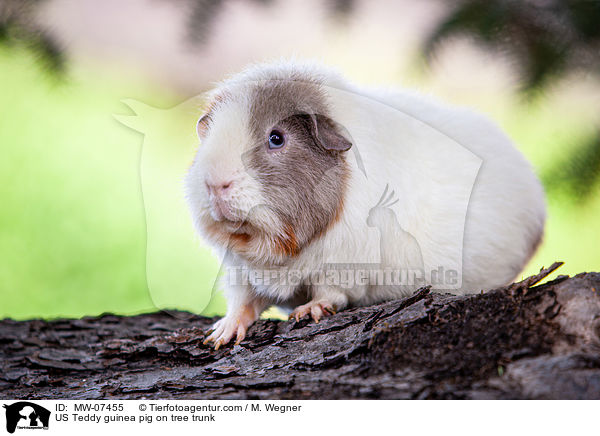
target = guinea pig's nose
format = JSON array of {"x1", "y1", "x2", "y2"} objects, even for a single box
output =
[{"x1": 206, "y1": 180, "x2": 234, "y2": 196}]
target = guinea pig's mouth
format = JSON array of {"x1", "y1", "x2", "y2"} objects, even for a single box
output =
[
  {"x1": 211, "y1": 215, "x2": 256, "y2": 236},
  {"x1": 203, "y1": 207, "x2": 301, "y2": 262},
  {"x1": 209, "y1": 197, "x2": 239, "y2": 222}
]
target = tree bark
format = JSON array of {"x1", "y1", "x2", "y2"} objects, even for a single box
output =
[{"x1": 2, "y1": 263, "x2": 600, "y2": 399}]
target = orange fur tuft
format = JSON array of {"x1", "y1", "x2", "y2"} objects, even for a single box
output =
[{"x1": 273, "y1": 224, "x2": 300, "y2": 257}]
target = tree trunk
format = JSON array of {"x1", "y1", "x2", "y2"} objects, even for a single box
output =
[{"x1": 2, "y1": 263, "x2": 600, "y2": 399}]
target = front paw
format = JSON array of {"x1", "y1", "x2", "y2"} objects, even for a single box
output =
[
  {"x1": 202, "y1": 316, "x2": 247, "y2": 350},
  {"x1": 289, "y1": 300, "x2": 336, "y2": 323},
  {"x1": 203, "y1": 305, "x2": 258, "y2": 350}
]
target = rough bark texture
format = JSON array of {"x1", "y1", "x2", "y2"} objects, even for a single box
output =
[{"x1": 2, "y1": 263, "x2": 600, "y2": 399}]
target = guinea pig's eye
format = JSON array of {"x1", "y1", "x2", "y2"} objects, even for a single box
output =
[{"x1": 268, "y1": 130, "x2": 285, "y2": 149}]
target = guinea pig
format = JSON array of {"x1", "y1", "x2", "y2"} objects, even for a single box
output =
[{"x1": 184, "y1": 59, "x2": 546, "y2": 349}]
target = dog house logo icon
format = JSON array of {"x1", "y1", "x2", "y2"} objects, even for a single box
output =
[{"x1": 3, "y1": 402, "x2": 50, "y2": 433}]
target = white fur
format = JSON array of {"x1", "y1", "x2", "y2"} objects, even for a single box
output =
[{"x1": 185, "y1": 59, "x2": 546, "y2": 345}]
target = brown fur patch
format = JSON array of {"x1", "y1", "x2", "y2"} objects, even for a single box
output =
[
  {"x1": 314, "y1": 160, "x2": 349, "y2": 241},
  {"x1": 273, "y1": 224, "x2": 300, "y2": 257},
  {"x1": 241, "y1": 80, "x2": 353, "y2": 261},
  {"x1": 203, "y1": 219, "x2": 252, "y2": 254}
]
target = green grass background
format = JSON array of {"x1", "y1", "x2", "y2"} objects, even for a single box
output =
[{"x1": 0, "y1": 46, "x2": 598, "y2": 320}]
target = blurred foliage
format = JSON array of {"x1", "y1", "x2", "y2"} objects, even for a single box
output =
[
  {"x1": 426, "y1": 0, "x2": 600, "y2": 92},
  {"x1": 542, "y1": 131, "x2": 600, "y2": 202},
  {"x1": 0, "y1": 0, "x2": 64, "y2": 72},
  {"x1": 425, "y1": 0, "x2": 600, "y2": 202},
  {"x1": 184, "y1": 0, "x2": 356, "y2": 43},
  {"x1": 185, "y1": 0, "x2": 275, "y2": 44}
]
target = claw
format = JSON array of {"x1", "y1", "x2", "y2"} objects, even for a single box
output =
[
  {"x1": 322, "y1": 304, "x2": 336, "y2": 315},
  {"x1": 201, "y1": 304, "x2": 259, "y2": 349},
  {"x1": 290, "y1": 300, "x2": 336, "y2": 324},
  {"x1": 310, "y1": 305, "x2": 322, "y2": 323},
  {"x1": 234, "y1": 324, "x2": 247, "y2": 345}
]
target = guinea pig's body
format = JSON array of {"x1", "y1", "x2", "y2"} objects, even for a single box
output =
[{"x1": 185, "y1": 60, "x2": 546, "y2": 348}]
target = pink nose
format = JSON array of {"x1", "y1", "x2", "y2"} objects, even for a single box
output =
[{"x1": 206, "y1": 180, "x2": 233, "y2": 196}]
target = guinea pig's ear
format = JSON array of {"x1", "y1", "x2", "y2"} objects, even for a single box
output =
[
  {"x1": 197, "y1": 92, "x2": 226, "y2": 139},
  {"x1": 308, "y1": 113, "x2": 352, "y2": 152},
  {"x1": 196, "y1": 112, "x2": 212, "y2": 139}
]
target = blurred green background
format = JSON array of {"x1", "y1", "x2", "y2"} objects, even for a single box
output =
[{"x1": 1, "y1": 0, "x2": 599, "y2": 320}]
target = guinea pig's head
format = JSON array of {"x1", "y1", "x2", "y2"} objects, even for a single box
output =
[{"x1": 185, "y1": 73, "x2": 353, "y2": 265}]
